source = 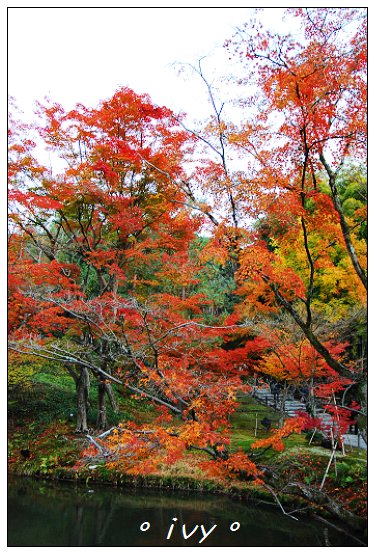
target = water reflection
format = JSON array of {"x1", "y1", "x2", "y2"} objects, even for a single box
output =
[{"x1": 8, "y1": 477, "x2": 364, "y2": 547}]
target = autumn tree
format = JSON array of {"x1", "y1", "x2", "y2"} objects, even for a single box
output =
[
  {"x1": 195, "y1": 8, "x2": 367, "y2": 403},
  {"x1": 8, "y1": 88, "x2": 206, "y2": 430},
  {"x1": 144, "y1": 8, "x2": 367, "y2": 438},
  {"x1": 8, "y1": 87, "x2": 261, "y2": 445}
]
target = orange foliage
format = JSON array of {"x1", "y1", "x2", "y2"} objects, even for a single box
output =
[{"x1": 251, "y1": 417, "x2": 306, "y2": 452}]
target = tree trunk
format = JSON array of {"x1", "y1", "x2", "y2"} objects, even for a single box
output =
[
  {"x1": 96, "y1": 380, "x2": 107, "y2": 430},
  {"x1": 76, "y1": 367, "x2": 90, "y2": 433},
  {"x1": 106, "y1": 383, "x2": 119, "y2": 413},
  {"x1": 320, "y1": 153, "x2": 367, "y2": 291},
  {"x1": 308, "y1": 379, "x2": 316, "y2": 417},
  {"x1": 278, "y1": 383, "x2": 288, "y2": 428},
  {"x1": 358, "y1": 379, "x2": 367, "y2": 442},
  {"x1": 270, "y1": 282, "x2": 353, "y2": 378},
  {"x1": 287, "y1": 481, "x2": 366, "y2": 531}
]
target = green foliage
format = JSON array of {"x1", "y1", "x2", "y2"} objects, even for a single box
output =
[
  {"x1": 8, "y1": 362, "x2": 35, "y2": 390},
  {"x1": 199, "y1": 260, "x2": 237, "y2": 316},
  {"x1": 9, "y1": 381, "x2": 76, "y2": 427},
  {"x1": 334, "y1": 461, "x2": 367, "y2": 487},
  {"x1": 80, "y1": 262, "x2": 101, "y2": 298},
  {"x1": 8, "y1": 353, "x2": 57, "y2": 391},
  {"x1": 338, "y1": 165, "x2": 367, "y2": 242},
  {"x1": 304, "y1": 429, "x2": 325, "y2": 445},
  {"x1": 9, "y1": 356, "x2": 155, "y2": 430},
  {"x1": 190, "y1": 237, "x2": 237, "y2": 321}
]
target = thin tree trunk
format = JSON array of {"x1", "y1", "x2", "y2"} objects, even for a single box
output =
[
  {"x1": 269, "y1": 282, "x2": 353, "y2": 378},
  {"x1": 320, "y1": 153, "x2": 367, "y2": 290},
  {"x1": 96, "y1": 379, "x2": 107, "y2": 430},
  {"x1": 76, "y1": 367, "x2": 90, "y2": 433},
  {"x1": 106, "y1": 383, "x2": 119, "y2": 413},
  {"x1": 308, "y1": 379, "x2": 316, "y2": 417}
]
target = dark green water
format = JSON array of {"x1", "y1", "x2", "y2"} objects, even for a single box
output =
[{"x1": 8, "y1": 477, "x2": 364, "y2": 547}]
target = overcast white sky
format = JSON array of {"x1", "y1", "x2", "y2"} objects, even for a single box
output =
[
  {"x1": 8, "y1": 7, "x2": 290, "y2": 121},
  {"x1": 8, "y1": 5, "x2": 369, "y2": 124}
]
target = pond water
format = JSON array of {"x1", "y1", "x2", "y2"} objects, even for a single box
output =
[{"x1": 8, "y1": 476, "x2": 365, "y2": 547}]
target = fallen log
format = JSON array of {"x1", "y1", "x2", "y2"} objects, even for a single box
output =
[{"x1": 285, "y1": 481, "x2": 366, "y2": 531}]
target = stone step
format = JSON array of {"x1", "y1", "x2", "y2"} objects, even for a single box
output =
[
  {"x1": 285, "y1": 399, "x2": 305, "y2": 403},
  {"x1": 249, "y1": 388, "x2": 366, "y2": 449},
  {"x1": 342, "y1": 434, "x2": 367, "y2": 449}
]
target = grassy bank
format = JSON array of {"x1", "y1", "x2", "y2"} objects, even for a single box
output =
[{"x1": 8, "y1": 368, "x2": 367, "y2": 534}]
